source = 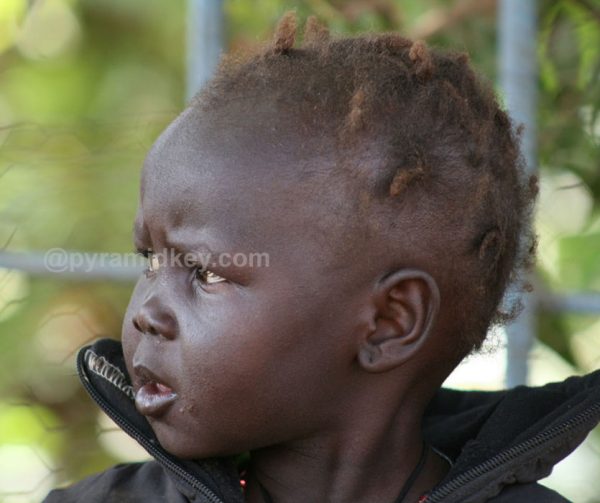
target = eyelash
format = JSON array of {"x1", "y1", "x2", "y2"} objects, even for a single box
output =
[
  {"x1": 135, "y1": 247, "x2": 150, "y2": 258},
  {"x1": 134, "y1": 248, "x2": 227, "y2": 286},
  {"x1": 135, "y1": 248, "x2": 156, "y2": 278},
  {"x1": 194, "y1": 266, "x2": 227, "y2": 286}
]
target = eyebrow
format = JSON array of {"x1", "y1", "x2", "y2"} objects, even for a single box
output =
[
  {"x1": 134, "y1": 223, "x2": 257, "y2": 283},
  {"x1": 168, "y1": 238, "x2": 216, "y2": 257},
  {"x1": 133, "y1": 219, "x2": 239, "y2": 266},
  {"x1": 164, "y1": 227, "x2": 228, "y2": 259}
]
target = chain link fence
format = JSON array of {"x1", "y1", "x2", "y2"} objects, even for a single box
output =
[{"x1": 1, "y1": 1, "x2": 599, "y2": 502}]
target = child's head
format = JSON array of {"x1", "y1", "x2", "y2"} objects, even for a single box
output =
[{"x1": 122, "y1": 12, "x2": 537, "y2": 460}]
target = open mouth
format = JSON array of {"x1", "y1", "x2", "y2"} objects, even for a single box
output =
[{"x1": 134, "y1": 366, "x2": 177, "y2": 418}]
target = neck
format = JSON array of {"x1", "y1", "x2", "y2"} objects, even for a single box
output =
[{"x1": 244, "y1": 389, "x2": 449, "y2": 503}]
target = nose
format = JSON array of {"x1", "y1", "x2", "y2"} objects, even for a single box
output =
[{"x1": 131, "y1": 295, "x2": 177, "y2": 340}]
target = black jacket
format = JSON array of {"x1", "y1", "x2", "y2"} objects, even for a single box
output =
[{"x1": 43, "y1": 338, "x2": 600, "y2": 502}]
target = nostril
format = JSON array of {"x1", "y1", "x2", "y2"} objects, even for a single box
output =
[
  {"x1": 132, "y1": 313, "x2": 167, "y2": 337},
  {"x1": 132, "y1": 298, "x2": 177, "y2": 339}
]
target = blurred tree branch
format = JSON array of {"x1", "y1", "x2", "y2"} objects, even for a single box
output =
[
  {"x1": 305, "y1": 0, "x2": 497, "y2": 35},
  {"x1": 409, "y1": 0, "x2": 496, "y2": 39},
  {"x1": 570, "y1": 0, "x2": 600, "y2": 24},
  {"x1": 331, "y1": 0, "x2": 403, "y2": 27},
  {"x1": 1, "y1": 226, "x2": 17, "y2": 251}
]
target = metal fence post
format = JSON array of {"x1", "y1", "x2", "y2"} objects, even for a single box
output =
[
  {"x1": 186, "y1": 0, "x2": 225, "y2": 102},
  {"x1": 499, "y1": 0, "x2": 538, "y2": 387}
]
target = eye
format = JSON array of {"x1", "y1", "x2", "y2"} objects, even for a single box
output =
[
  {"x1": 135, "y1": 247, "x2": 151, "y2": 258},
  {"x1": 149, "y1": 253, "x2": 160, "y2": 272},
  {"x1": 194, "y1": 266, "x2": 226, "y2": 285},
  {"x1": 135, "y1": 248, "x2": 158, "y2": 276}
]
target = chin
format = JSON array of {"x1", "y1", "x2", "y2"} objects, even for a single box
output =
[{"x1": 151, "y1": 421, "x2": 245, "y2": 460}]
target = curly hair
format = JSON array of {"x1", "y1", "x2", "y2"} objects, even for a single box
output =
[{"x1": 191, "y1": 11, "x2": 538, "y2": 359}]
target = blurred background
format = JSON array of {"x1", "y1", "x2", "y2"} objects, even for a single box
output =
[{"x1": 0, "y1": 0, "x2": 599, "y2": 501}]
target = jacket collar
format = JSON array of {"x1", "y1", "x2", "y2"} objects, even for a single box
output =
[
  {"x1": 78, "y1": 338, "x2": 600, "y2": 503},
  {"x1": 422, "y1": 366, "x2": 600, "y2": 501},
  {"x1": 78, "y1": 338, "x2": 245, "y2": 503}
]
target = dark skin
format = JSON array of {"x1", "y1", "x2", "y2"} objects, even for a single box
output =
[{"x1": 122, "y1": 107, "x2": 451, "y2": 502}]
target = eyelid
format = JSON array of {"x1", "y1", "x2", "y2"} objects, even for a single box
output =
[
  {"x1": 134, "y1": 248, "x2": 158, "y2": 278},
  {"x1": 133, "y1": 247, "x2": 228, "y2": 286},
  {"x1": 134, "y1": 246, "x2": 151, "y2": 258}
]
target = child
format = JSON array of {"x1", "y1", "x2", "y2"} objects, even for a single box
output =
[{"x1": 44, "y1": 12, "x2": 600, "y2": 503}]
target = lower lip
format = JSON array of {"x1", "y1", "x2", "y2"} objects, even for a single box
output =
[{"x1": 135, "y1": 382, "x2": 177, "y2": 417}]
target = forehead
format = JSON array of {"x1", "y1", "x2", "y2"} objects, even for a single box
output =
[
  {"x1": 141, "y1": 105, "x2": 328, "y2": 197},
  {"x1": 136, "y1": 107, "x2": 354, "y2": 258}
]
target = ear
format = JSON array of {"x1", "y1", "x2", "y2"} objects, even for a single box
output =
[{"x1": 358, "y1": 269, "x2": 440, "y2": 373}]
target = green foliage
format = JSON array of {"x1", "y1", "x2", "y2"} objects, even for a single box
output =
[
  {"x1": 0, "y1": 0, "x2": 598, "y2": 499},
  {"x1": 559, "y1": 233, "x2": 600, "y2": 290},
  {"x1": 539, "y1": 0, "x2": 600, "y2": 202}
]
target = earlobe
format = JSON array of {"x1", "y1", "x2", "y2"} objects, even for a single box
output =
[{"x1": 358, "y1": 269, "x2": 440, "y2": 373}]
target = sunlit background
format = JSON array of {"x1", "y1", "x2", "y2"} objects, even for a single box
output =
[{"x1": 0, "y1": 0, "x2": 599, "y2": 501}]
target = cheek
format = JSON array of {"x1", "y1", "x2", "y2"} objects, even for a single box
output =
[
  {"x1": 174, "y1": 291, "x2": 349, "y2": 446},
  {"x1": 181, "y1": 291, "x2": 318, "y2": 385},
  {"x1": 121, "y1": 280, "x2": 146, "y2": 375},
  {"x1": 122, "y1": 275, "x2": 362, "y2": 458}
]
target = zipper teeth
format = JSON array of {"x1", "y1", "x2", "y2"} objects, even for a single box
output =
[
  {"x1": 85, "y1": 350, "x2": 135, "y2": 400},
  {"x1": 426, "y1": 402, "x2": 600, "y2": 502},
  {"x1": 79, "y1": 347, "x2": 600, "y2": 503},
  {"x1": 77, "y1": 351, "x2": 225, "y2": 503}
]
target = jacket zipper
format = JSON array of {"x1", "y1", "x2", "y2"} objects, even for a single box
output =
[
  {"x1": 77, "y1": 355, "x2": 226, "y2": 503},
  {"x1": 425, "y1": 401, "x2": 600, "y2": 502},
  {"x1": 79, "y1": 347, "x2": 600, "y2": 503}
]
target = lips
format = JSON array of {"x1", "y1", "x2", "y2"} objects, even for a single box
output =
[{"x1": 133, "y1": 365, "x2": 177, "y2": 418}]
